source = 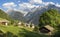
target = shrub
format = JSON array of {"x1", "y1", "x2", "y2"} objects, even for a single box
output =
[{"x1": 33, "y1": 26, "x2": 39, "y2": 33}]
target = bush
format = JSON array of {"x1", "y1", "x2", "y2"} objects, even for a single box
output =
[
  {"x1": 52, "y1": 31, "x2": 60, "y2": 37},
  {"x1": 33, "y1": 26, "x2": 39, "y2": 33}
]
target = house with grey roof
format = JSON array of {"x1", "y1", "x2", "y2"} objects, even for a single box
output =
[{"x1": 0, "y1": 19, "x2": 9, "y2": 26}]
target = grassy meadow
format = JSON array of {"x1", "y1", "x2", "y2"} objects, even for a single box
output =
[{"x1": 0, "y1": 25, "x2": 49, "y2": 37}]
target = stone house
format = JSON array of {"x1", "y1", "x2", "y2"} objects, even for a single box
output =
[
  {"x1": 18, "y1": 22, "x2": 22, "y2": 25},
  {"x1": 30, "y1": 24, "x2": 35, "y2": 28},
  {"x1": 0, "y1": 19, "x2": 9, "y2": 26},
  {"x1": 24, "y1": 23, "x2": 35, "y2": 28},
  {"x1": 39, "y1": 25, "x2": 55, "y2": 35},
  {"x1": 18, "y1": 22, "x2": 35, "y2": 28}
]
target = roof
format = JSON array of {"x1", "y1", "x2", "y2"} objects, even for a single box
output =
[
  {"x1": 0, "y1": 19, "x2": 9, "y2": 22},
  {"x1": 44, "y1": 25, "x2": 54, "y2": 31}
]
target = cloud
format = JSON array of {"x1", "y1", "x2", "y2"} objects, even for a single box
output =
[
  {"x1": 29, "y1": 0, "x2": 60, "y2": 7},
  {"x1": 55, "y1": 3, "x2": 60, "y2": 7},
  {"x1": 29, "y1": 0, "x2": 55, "y2": 5},
  {"x1": 18, "y1": 3, "x2": 39, "y2": 11},
  {"x1": 43, "y1": 2, "x2": 55, "y2": 6},
  {"x1": 19, "y1": 3, "x2": 36, "y2": 8},
  {"x1": 18, "y1": 0, "x2": 60, "y2": 12},
  {"x1": 29, "y1": 0, "x2": 43, "y2": 4},
  {"x1": 18, "y1": 0, "x2": 56, "y2": 11},
  {"x1": 2, "y1": 0, "x2": 60, "y2": 12},
  {"x1": 2, "y1": 2, "x2": 17, "y2": 9}
]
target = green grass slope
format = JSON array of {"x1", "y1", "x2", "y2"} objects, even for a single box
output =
[
  {"x1": 0, "y1": 25, "x2": 49, "y2": 37},
  {"x1": 0, "y1": 9, "x2": 11, "y2": 20}
]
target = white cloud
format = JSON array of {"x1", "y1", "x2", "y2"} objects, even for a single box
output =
[
  {"x1": 29, "y1": 0, "x2": 60, "y2": 7},
  {"x1": 43, "y1": 2, "x2": 55, "y2": 6},
  {"x1": 2, "y1": 2, "x2": 17, "y2": 9},
  {"x1": 18, "y1": 3, "x2": 39, "y2": 11},
  {"x1": 2, "y1": 0, "x2": 60, "y2": 12},
  {"x1": 19, "y1": 3, "x2": 36, "y2": 8},
  {"x1": 18, "y1": 0, "x2": 60, "y2": 12},
  {"x1": 29, "y1": 0, "x2": 43, "y2": 4},
  {"x1": 29, "y1": 0, "x2": 55, "y2": 5},
  {"x1": 55, "y1": 3, "x2": 60, "y2": 7},
  {"x1": 17, "y1": 0, "x2": 60, "y2": 11}
]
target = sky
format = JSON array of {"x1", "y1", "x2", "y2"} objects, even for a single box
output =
[{"x1": 0, "y1": 0, "x2": 60, "y2": 11}]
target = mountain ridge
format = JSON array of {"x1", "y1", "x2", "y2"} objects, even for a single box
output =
[{"x1": 7, "y1": 4, "x2": 60, "y2": 25}]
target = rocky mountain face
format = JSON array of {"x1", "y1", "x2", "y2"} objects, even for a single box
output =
[
  {"x1": 7, "y1": 4, "x2": 60, "y2": 25},
  {"x1": 7, "y1": 10, "x2": 24, "y2": 21},
  {"x1": 24, "y1": 4, "x2": 60, "y2": 25}
]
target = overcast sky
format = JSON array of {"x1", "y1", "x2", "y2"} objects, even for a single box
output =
[{"x1": 0, "y1": 0, "x2": 60, "y2": 11}]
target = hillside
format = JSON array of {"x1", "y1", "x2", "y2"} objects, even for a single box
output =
[
  {"x1": 39, "y1": 9, "x2": 60, "y2": 27},
  {"x1": 0, "y1": 9, "x2": 15, "y2": 23},
  {"x1": 25, "y1": 4, "x2": 60, "y2": 25},
  {"x1": 7, "y1": 9, "x2": 24, "y2": 21},
  {"x1": 0, "y1": 25, "x2": 49, "y2": 37},
  {"x1": 7, "y1": 4, "x2": 60, "y2": 25}
]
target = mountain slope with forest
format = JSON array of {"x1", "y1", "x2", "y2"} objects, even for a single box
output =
[{"x1": 0, "y1": 9, "x2": 15, "y2": 23}]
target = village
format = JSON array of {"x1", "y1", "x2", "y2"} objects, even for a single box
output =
[
  {"x1": 0, "y1": 19, "x2": 56, "y2": 36},
  {"x1": 0, "y1": 19, "x2": 35, "y2": 28}
]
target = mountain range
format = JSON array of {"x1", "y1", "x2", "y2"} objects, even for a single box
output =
[{"x1": 7, "y1": 4, "x2": 60, "y2": 25}]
